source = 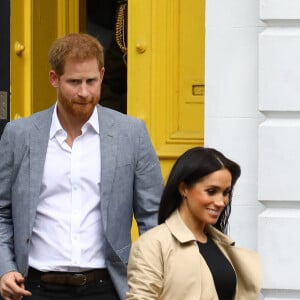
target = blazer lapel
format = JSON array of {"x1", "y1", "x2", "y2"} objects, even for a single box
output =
[
  {"x1": 97, "y1": 106, "x2": 118, "y2": 231},
  {"x1": 29, "y1": 106, "x2": 54, "y2": 232}
]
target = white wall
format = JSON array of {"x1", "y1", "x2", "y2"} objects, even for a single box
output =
[
  {"x1": 206, "y1": 0, "x2": 300, "y2": 298},
  {"x1": 258, "y1": 0, "x2": 300, "y2": 298},
  {"x1": 205, "y1": 0, "x2": 264, "y2": 249}
]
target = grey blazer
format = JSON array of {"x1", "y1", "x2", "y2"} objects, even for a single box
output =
[{"x1": 0, "y1": 104, "x2": 164, "y2": 300}]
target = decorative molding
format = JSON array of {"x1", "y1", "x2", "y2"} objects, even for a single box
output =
[{"x1": 57, "y1": 0, "x2": 79, "y2": 36}]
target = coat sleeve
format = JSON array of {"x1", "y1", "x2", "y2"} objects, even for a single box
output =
[
  {"x1": 126, "y1": 233, "x2": 164, "y2": 300},
  {"x1": 132, "y1": 120, "x2": 164, "y2": 234},
  {"x1": 0, "y1": 123, "x2": 18, "y2": 276}
]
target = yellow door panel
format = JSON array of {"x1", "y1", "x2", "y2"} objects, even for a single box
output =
[
  {"x1": 11, "y1": 0, "x2": 32, "y2": 119},
  {"x1": 179, "y1": 0, "x2": 205, "y2": 135},
  {"x1": 11, "y1": 0, "x2": 79, "y2": 119}
]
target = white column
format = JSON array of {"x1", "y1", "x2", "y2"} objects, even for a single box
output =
[
  {"x1": 205, "y1": 0, "x2": 264, "y2": 249},
  {"x1": 259, "y1": 0, "x2": 300, "y2": 298}
]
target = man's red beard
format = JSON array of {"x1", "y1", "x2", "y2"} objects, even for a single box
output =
[{"x1": 58, "y1": 93, "x2": 99, "y2": 121}]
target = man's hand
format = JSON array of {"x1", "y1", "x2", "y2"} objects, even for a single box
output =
[{"x1": 0, "y1": 272, "x2": 32, "y2": 300}]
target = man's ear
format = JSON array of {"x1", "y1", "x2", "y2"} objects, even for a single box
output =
[
  {"x1": 49, "y1": 70, "x2": 59, "y2": 88},
  {"x1": 100, "y1": 67, "x2": 105, "y2": 81}
]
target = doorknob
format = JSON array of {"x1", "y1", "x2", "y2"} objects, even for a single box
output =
[
  {"x1": 136, "y1": 41, "x2": 147, "y2": 53},
  {"x1": 15, "y1": 41, "x2": 25, "y2": 56}
]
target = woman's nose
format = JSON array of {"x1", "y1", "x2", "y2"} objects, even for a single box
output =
[{"x1": 215, "y1": 195, "x2": 227, "y2": 207}]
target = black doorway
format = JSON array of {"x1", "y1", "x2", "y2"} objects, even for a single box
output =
[
  {"x1": 0, "y1": 0, "x2": 10, "y2": 138},
  {"x1": 86, "y1": 0, "x2": 127, "y2": 114}
]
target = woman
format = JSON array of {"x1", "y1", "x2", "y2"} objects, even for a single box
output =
[{"x1": 127, "y1": 147, "x2": 261, "y2": 300}]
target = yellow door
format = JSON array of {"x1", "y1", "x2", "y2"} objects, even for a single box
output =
[
  {"x1": 128, "y1": 0, "x2": 205, "y2": 181},
  {"x1": 10, "y1": 0, "x2": 80, "y2": 119}
]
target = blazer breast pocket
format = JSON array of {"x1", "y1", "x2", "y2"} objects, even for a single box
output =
[{"x1": 116, "y1": 138, "x2": 134, "y2": 167}]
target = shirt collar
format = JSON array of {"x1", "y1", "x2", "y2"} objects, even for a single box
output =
[
  {"x1": 82, "y1": 106, "x2": 99, "y2": 134},
  {"x1": 49, "y1": 103, "x2": 99, "y2": 139}
]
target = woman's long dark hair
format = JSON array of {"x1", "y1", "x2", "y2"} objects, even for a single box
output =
[{"x1": 158, "y1": 147, "x2": 241, "y2": 233}]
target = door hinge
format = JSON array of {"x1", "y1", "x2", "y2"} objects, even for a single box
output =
[{"x1": 0, "y1": 91, "x2": 8, "y2": 120}]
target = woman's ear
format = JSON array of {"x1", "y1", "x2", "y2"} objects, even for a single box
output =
[{"x1": 178, "y1": 182, "x2": 187, "y2": 198}]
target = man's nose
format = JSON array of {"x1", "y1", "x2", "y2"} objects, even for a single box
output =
[{"x1": 78, "y1": 83, "x2": 89, "y2": 97}]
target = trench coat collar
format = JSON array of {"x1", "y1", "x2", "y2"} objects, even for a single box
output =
[{"x1": 165, "y1": 209, "x2": 235, "y2": 246}]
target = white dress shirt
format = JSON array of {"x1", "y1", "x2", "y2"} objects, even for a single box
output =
[{"x1": 29, "y1": 105, "x2": 106, "y2": 271}]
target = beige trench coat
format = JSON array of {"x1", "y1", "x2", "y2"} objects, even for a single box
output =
[{"x1": 127, "y1": 210, "x2": 261, "y2": 300}]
